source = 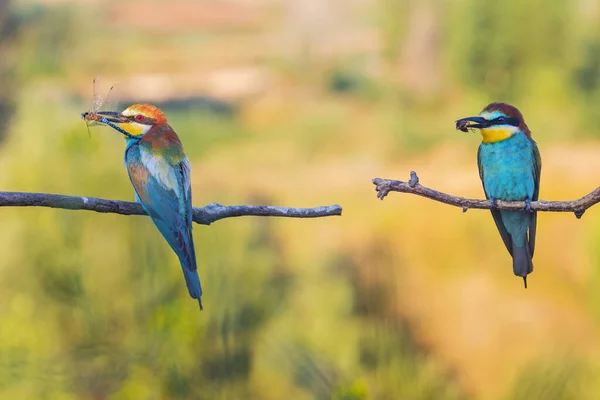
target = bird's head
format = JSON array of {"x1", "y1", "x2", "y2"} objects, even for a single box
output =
[
  {"x1": 455, "y1": 102, "x2": 530, "y2": 144},
  {"x1": 94, "y1": 104, "x2": 167, "y2": 139}
]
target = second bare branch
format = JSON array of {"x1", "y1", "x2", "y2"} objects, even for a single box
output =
[{"x1": 373, "y1": 171, "x2": 599, "y2": 218}]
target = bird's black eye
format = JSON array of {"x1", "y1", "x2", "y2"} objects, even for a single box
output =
[{"x1": 497, "y1": 116, "x2": 506, "y2": 122}]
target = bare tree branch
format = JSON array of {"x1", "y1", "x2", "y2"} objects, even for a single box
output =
[
  {"x1": 0, "y1": 192, "x2": 342, "y2": 225},
  {"x1": 373, "y1": 171, "x2": 598, "y2": 219}
]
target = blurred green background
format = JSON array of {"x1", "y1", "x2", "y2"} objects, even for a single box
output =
[{"x1": 1, "y1": 0, "x2": 600, "y2": 398}]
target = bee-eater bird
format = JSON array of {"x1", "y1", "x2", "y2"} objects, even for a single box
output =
[
  {"x1": 88, "y1": 105, "x2": 203, "y2": 309},
  {"x1": 455, "y1": 102, "x2": 541, "y2": 288}
]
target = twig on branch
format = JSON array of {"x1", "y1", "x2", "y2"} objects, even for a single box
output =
[
  {"x1": 0, "y1": 192, "x2": 342, "y2": 225},
  {"x1": 373, "y1": 171, "x2": 599, "y2": 219}
]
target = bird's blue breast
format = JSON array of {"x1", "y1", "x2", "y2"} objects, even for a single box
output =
[{"x1": 478, "y1": 132, "x2": 535, "y2": 201}]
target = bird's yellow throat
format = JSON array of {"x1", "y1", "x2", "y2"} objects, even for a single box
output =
[
  {"x1": 115, "y1": 122, "x2": 149, "y2": 137},
  {"x1": 480, "y1": 127, "x2": 514, "y2": 144}
]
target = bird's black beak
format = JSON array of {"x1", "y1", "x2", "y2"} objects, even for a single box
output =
[
  {"x1": 455, "y1": 116, "x2": 490, "y2": 132},
  {"x1": 93, "y1": 111, "x2": 129, "y2": 123}
]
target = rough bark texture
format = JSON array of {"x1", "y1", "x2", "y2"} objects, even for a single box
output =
[
  {"x1": 0, "y1": 191, "x2": 342, "y2": 225},
  {"x1": 374, "y1": 171, "x2": 596, "y2": 219}
]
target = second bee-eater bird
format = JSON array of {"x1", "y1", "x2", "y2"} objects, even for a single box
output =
[
  {"x1": 90, "y1": 104, "x2": 203, "y2": 309},
  {"x1": 456, "y1": 102, "x2": 541, "y2": 288}
]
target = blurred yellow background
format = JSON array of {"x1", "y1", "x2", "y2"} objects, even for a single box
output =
[{"x1": 1, "y1": 0, "x2": 600, "y2": 399}]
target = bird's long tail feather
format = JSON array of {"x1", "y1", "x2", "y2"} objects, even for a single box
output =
[
  {"x1": 512, "y1": 243, "x2": 534, "y2": 289},
  {"x1": 182, "y1": 266, "x2": 203, "y2": 310}
]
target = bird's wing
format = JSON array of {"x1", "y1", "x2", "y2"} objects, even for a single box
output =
[
  {"x1": 478, "y1": 145, "x2": 514, "y2": 255},
  {"x1": 178, "y1": 157, "x2": 197, "y2": 265},
  {"x1": 528, "y1": 140, "x2": 542, "y2": 256},
  {"x1": 126, "y1": 147, "x2": 197, "y2": 271}
]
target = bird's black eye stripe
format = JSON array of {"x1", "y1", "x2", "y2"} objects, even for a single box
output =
[
  {"x1": 493, "y1": 116, "x2": 519, "y2": 126},
  {"x1": 127, "y1": 115, "x2": 156, "y2": 125}
]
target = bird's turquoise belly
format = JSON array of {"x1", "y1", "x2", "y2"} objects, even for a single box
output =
[{"x1": 479, "y1": 134, "x2": 535, "y2": 201}]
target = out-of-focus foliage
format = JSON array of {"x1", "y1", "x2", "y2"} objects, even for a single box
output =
[
  {"x1": 1, "y1": 0, "x2": 600, "y2": 399},
  {"x1": 0, "y1": 0, "x2": 19, "y2": 139}
]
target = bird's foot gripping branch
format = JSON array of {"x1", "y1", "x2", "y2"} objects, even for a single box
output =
[{"x1": 372, "y1": 171, "x2": 598, "y2": 219}]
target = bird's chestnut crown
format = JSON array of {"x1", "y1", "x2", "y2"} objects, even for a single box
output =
[{"x1": 122, "y1": 104, "x2": 167, "y2": 126}]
